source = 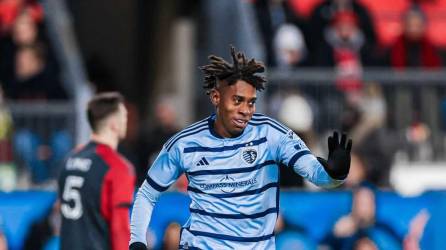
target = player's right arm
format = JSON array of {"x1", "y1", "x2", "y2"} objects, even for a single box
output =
[{"x1": 129, "y1": 145, "x2": 183, "y2": 250}]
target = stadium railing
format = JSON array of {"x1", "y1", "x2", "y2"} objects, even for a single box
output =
[
  {"x1": 266, "y1": 68, "x2": 446, "y2": 162},
  {"x1": 5, "y1": 101, "x2": 75, "y2": 187}
]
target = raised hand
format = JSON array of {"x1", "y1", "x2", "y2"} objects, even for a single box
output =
[{"x1": 325, "y1": 131, "x2": 352, "y2": 180}]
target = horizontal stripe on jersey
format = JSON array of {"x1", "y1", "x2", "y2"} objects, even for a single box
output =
[
  {"x1": 189, "y1": 207, "x2": 277, "y2": 219},
  {"x1": 188, "y1": 160, "x2": 275, "y2": 176},
  {"x1": 183, "y1": 137, "x2": 267, "y2": 153},
  {"x1": 186, "y1": 228, "x2": 274, "y2": 242}
]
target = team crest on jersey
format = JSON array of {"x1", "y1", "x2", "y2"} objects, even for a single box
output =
[{"x1": 242, "y1": 148, "x2": 257, "y2": 164}]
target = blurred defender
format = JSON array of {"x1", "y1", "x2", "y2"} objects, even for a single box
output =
[
  {"x1": 130, "y1": 47, "x2": 352, "y2": 250},
  {"x1": 58, "y1": 92, "x2": 135, "y2": 250}
]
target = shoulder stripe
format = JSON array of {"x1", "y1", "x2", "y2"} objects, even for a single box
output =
[
  {"x1": 187, "y1": 182, "x2": 278, "y2": 198},
  {"x1": 186, "y1": 228, "x2": 274, "y2": 242},
  {"x1": 165, "y1": 118, "x2": 209, "y2": 148},
  {"x1": 288, "y1": 150, "x2": 312, "y2": 167},
  {"x1": 166, "y1": 125, "x2": 209, "y2": 151},
  {"x1": 248, "y1": 121, "x2": 287, "y2": 134},
  {"x1": 250, "y1": 116, "x2": 288, "y2": 131},
  {"x1": 146, "y1": 175, "x2": 169, "y2": 192},
  {"x1": 183, "y1": 137, "x2": 267, "y2": 153},
  {"x1": 189, "y1": 207, "x2": 278, "y2": 219},
  {"x1": 188, "y1": 160, "x2": 275, "y2": 176}
]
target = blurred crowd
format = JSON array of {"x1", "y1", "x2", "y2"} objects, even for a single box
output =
[
  {"x1": 254, "y1": 0, "x2": 444, "y2": 70},
  {"x1": 0, "y1": 0, "x2": 71, "y2": 190}
]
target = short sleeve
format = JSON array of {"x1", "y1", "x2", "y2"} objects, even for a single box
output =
[{"x1": 146, "y1": 145, "x2": 184, "y2": 192}]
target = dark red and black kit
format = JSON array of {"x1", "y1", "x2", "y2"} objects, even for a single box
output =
[{"x1": 58, "y1": 141, "x2": 135, "y2": 250}]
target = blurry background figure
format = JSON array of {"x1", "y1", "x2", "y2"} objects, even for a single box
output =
[
  {"x1": 162, "y1": 223, "x2": 181, "y2": 250},
  {"x1": 389, "y1": 6, "x2": 442, "y2": 69},
  {"x1": 1, "y1": 9, "x2": 40, "y2": 89},
  {"x1": 0, "y1": 85, "x2": 14, "y2": 191},
  {"x1": 12, "y1": 10, "x2": 38, "y2": 46},
  {"x1": 11, "y1": 43, "x2": 65, "y2": 100},
  {"x1": 314, "y1": 10, "x2": 375, "y2": 92},
  {"x1": 1, "y1": 8, "x2": 60, "y2": 97},
  {"x1": 405, "y1": 118, "x2": 432, "y2": 161},
  {"x1": 273, "y1": 23, "x2": 308, "y2": 68},
  {"x1": 137, "y1": 95, "x2": 180, "y2": 186},
  {"x1": 322, "y1": 185, "x2": 400, "y2": 250},
  {"x1": 254, "y1": 0, "x2": 309, "y2": 66},
  {"x1": 13, "y1": 128, "x2": 72, "y2": 186},
  {"x1": 341, "y1": 83, "x2": 395, "y2": 187},
  {"x1": 308, "y1": 0, "x2": 377, "y2": 56},
  {"x1": 347, "y1": 83, "x2": 386, "y2": 143}
]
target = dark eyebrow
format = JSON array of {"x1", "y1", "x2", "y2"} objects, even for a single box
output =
[
  {"x1": 233, "y1": 95, "x2": 244, "y2": 100},
  {"x1": 234, "y1": 95, "x2": 257, "y2": 101}
]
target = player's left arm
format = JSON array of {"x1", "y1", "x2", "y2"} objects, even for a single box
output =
[
  {"x1": 101, "y1": 163, "x2": 136, "y2": 250},
  {"x1": 274, "y1": 129, "x2": 352, "y2": 188}
]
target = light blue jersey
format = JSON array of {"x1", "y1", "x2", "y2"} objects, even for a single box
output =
[{"x1": 130, "y1": 113, "x2": 343, "y2": 249}]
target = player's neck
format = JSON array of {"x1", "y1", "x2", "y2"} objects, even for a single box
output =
[
  {"x1": 213, "y1": 118, "x2": 242, "y2": 138},
  {"x1": 91, "y1": 131, "x2": 119, "y2": 150}
]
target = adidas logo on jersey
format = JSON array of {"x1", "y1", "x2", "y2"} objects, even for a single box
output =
[{"x1": 196, "y1": 157, "x2": 209, "y2": 166}]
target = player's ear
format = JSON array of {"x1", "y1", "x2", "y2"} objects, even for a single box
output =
[{"x1": 209, "y1": 88, "x2": 220, "y2": 107}]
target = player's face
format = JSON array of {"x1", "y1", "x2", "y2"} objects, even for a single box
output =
[
  {"x1": 115, "y1": 103, "x2": 128, "y2": 139},
  {"x1": 212, "y1": 80, "x2": 256, "y2": 137}
]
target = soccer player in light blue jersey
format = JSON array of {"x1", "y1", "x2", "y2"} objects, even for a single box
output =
[{"x1": 129, "y1": 46, "x2": 352, "y2": 250}]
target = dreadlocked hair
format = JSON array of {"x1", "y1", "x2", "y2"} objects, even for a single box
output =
[{"x1": 199, "y1": 46, "x2": 266, "y2": 94}]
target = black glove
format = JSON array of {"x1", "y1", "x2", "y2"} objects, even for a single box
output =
[
  {"x1": 318, "y1": 131, "x2": 352, "y2": 180},
  {"x1": 129, "y1": 242, "x2": 147, "y2": 250}
]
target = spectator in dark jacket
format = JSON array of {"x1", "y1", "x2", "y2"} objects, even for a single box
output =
[
  {"x1": 389, "y1": 6, "x2": 442, "y2": 69},
  {"x1": 10, "y1": 43, "x2": 67, "y2": 100},
  {"x1": 309, "y1": 0, "x2": 377, "y2": 57},
  {"x1": 313, "y1": 11, "x2": 376, "y2": 92}
]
